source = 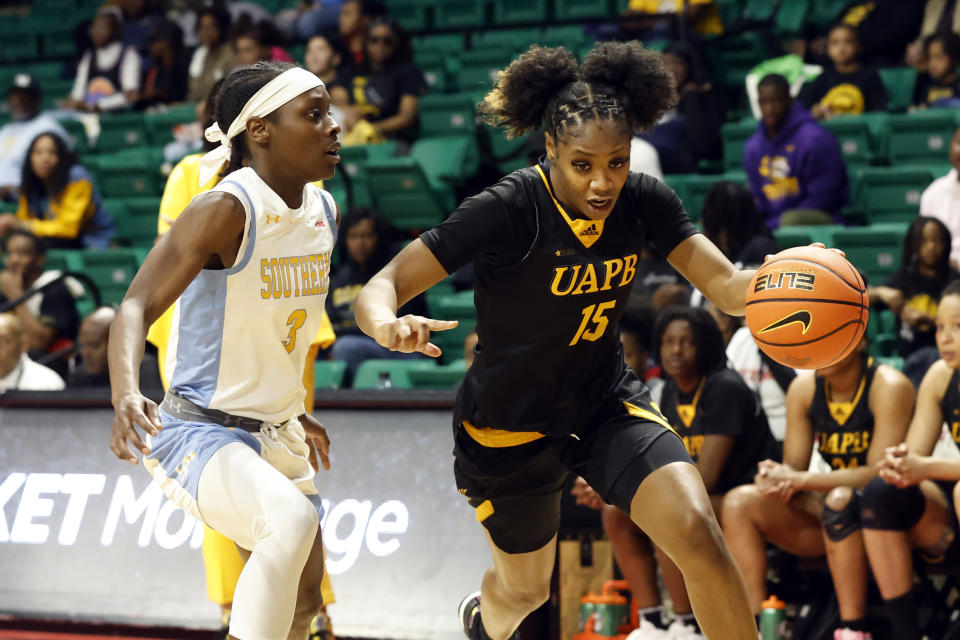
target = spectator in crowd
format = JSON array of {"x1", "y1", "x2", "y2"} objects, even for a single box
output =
[
  {"x1": 134, "y1": 20, "x2": 189, "y2": 109},
  {"x1": 800, "y1": 24, "x2": 889, "y2": 118},
  {"x1": 816, "y1": 1, "x2": 924, "y2": 67},
  {"x1": 118, "y1": 0, "x2": 165, "y2": 59},
  {"x1": 0, "y1": 133, "x2": 114, "y2": 250},
  {"x1": 722, "y1": 344, "x2": 913, "y2": 638},
  {"x1": 700, "y1": 181, "x2": 778, "y2": 268},
  {"x1": 640, "y1": 42, "x2": 723, "y2": 174},
  {"x1": 0, "y1": 230, "x2": 80, "y2": 359},
  {"x1": 906, "y1": 0, "x2": 960, "y2": 68},
  {"x1": 745, "y1": 74, "x2": 849, "y2": 229},
  {"x1": 0, "y1": 75, "x2": 70, "y2": 202},
  {"x1": 0, "y1": 313, "x2": 64, "y2": 391},
  {"x1": 859, "y1": 281, "x2": 960, "y2": 640},
  {"x1": 578, "y1": 306, "x2": 777, "y2": 638},
  {"x1": 338, "y1": 0, "x2": 385, "y2": 68},
  {"x1": 622, "y1": 0, "x2": 723, "y2": 40},
  {"x1": 331, "y1": 16, "x2": 426, "y2": 145},
  {"x1": 920, "y1": 128, "x2": 960, "y2": 268},
  {"x1": 326, "y1": 208, "x2": 426, "y2": 382},
  {"x1": 869, "y1": 217, "x2": 959, "y2": 358},
  {"x1": 186, "y1": 2, "x2": 234, "y2": 103},
  {"x1": 287, "y1": 0, "x2": 344, "y2": 43},
  {"x1": 67, "y1": 306, "x2": 162, "y2": 389},
  {"x1": 65, "y1": 6, "x2": 142, "y2": 112},
  {"x1": 912, "y1": 32, "x2": 960, "y2": 109},
  {"x1": 305, "y1": 32, "x2": 350, "y2": 87},
  {"x1": 231, "y1": 18, "x2": 294, "y2": 67}
]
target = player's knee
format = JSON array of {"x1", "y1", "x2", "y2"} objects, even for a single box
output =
[
  {"x1": 822, "y1": 487, "x2": 860, "y2": 542},
  {"x1": 507, "y1": 580, "x2": 551, "y2": 612},
  {"x1": 292, "y1": 580, "x2": 325, "y2": 627},
  {"x1": 268, "y1": 490, "x2": 320, "y2": 548},
  {"x1": 676, "y1": 504, "x2": 726, "y2": 560},
  {"x1": 861, "y1": 476, "x2": 924, "y2": 531},
  {"x1": 601, "y1": 504, "x2": 638, "y2": 539},
  {"x1": 721, "y1": 484, "x2": 761, "y2": 525}
]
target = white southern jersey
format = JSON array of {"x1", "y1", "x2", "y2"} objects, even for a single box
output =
[{"x1": 166, "y1": 167, "x2": 337, "y2": 423}]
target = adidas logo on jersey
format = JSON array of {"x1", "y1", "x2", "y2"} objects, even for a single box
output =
[{"x1": 579, "y1": 223, "x2": 599, "y2": 237}]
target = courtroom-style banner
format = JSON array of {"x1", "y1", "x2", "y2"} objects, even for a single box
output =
[{"x1": 0, "y1": 407, "x2": 490, "y2": 639}]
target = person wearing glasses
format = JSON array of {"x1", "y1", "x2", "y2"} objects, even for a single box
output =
[{"x1": 329, "y1": 16, "x2": 426, "y2": 145}]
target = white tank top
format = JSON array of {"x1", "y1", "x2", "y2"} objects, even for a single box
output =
[{"x1": 166, "y1": 167, "x2": 337, "y2": 423}]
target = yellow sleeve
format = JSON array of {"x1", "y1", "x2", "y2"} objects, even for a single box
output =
[
  {"x1": 158, "y1": 156, "x2": 199, "y2": 235},
  {"x1": 19, "y1": 179, "x2": 92, "y2": 239},
  {"x1": 312, "y1": 310, "x2": 337, "y2": 348},
  {"x1": 15, "y1": 194, "x2": 28, "y2": 219}
]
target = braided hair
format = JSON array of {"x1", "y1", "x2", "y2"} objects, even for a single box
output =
[
  {"x1": 478, "y1": 41, "x2": 677, "y2": 141},
  {"x1": 213, "y1": 61, "x2": 295, "y2": 177}
]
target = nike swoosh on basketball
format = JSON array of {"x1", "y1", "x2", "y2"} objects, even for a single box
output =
[{"x1": 759, "y1": 310, "x2": 812, "y2": 335}]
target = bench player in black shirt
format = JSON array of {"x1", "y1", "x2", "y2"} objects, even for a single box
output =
[
  {"x1": 722, "y1": 341, "x2": 913, "y2": 638},
  {"x1": 861, "y1": 281, "x2": 960, "y2": 640},
  {"x1": 356, "y1": 42, "x2": 767, "y2": 640}
]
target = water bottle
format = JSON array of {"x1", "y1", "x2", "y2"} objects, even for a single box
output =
[
  {"x1": 375, "y1": 371, "x2": 392, "y2": 389},
  {"x1": 759, "y1": 595, "x2": 786, "y2": 640}
]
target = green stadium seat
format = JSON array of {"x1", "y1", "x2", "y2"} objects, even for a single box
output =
[
  {"x1": 808, "y1": 0, "x2": 845, "y2": 29},
  {"x1": 24, "y1": 61, "x2": 63, "y2": 82},
  {"x1": 363, "y1": 157, "x2": 455, "y2": 230},
  {"x1": 483, "y1": 124, "x2": 529, "y2": 175},
  {"x1": 111, "y1": 196, "x2": 160, "y2": 247},
  {"x1": 455, "y1": 49, "x2": 515, "y2": 94},
  {"x1": 866, "y1": 308, "x2": 899, "y2": 357},
  {"x1": 428, "y1": 289, "x2": 475, "y2": 320},
  {"x1": 96, "y1": 112, "x2": 148, "y2": 151},
  {"x1": 387, "y1": 0, "x2": 429, "y2": 31},
  {"x1": 555, "y1": 0, "x2": 613, "y2": 20},
  {"x1": 874, "y1": 355, "x2": 904, "y2": 370},
  {"x1": 40, "y1": 79, "x2": 75, "y2": 105},
  {"x1": 491, "y1": 0, "x2": 549, "y2": 24},
  {"x1": 772, "y1": 224, "x2": 835, "y2": 249},
  {"x1": 411, "y1": 135, "x2": 479, "y2": 188},
  {"x1": 878, "y1": 67, "x2": 918, "y2": 113},
  {"x1": 664, "y1": 174, "x2": 724, "y2": 221},
  {"x1": 313, "y1": 360, "x2": 347, "y2": 390},
  {"x1": 408, "y1": 359, "x2": 468, "y2": 388},
  {"x1": 540, "y1": 25, "x2": 593, "y2": 49},
  {"x1": 44, "y1": 249, "x2": 84, "y2": 274},
  {"x1": 433, "y1": 0, "x2": 487, "y2": 28},
  {"x1": 822, "y1": 115, "x2": 874, "y2": 169},
  {"x1": 94, "y1": 148, "x2": 165, "y2": 198},
  {"x1": 418, "y1": 92, "x2": 478, "y2": 137},
  {"x1": 414, "y1": 33, "x2": 466, "y2": 56},
  {"x1": 415, "y1": 49, "x2": 450, "y2": 93},
  {"x1": 40, "y1": 31, "x2": 76, "y2": 58},
  {"x1": 2, "y1": 35, "x2": 39, "y2": 62},
  {"x1": 886, "y1": 110, "x2": 960, "y2": 165},
  {"x1": 742, "y1": 0, "x2": 776, "y2": 21},
  {"x1": 79, "y1": 248, "x2": 141, "y2": 306},
  {"x1": 432, "y1": 323, "x2": 475, "y2": 364},
  {"x1": 145, "y1": 103, "x2": 200, "y2": 145},
  {"x1": 831, "y1": 223, "x2": 908, "y2": 284},
  {"x1": 850, "y1": 166, "x2": 935, "y2": 224},
  {"x1": 721, "y1": 118, "x2": 757, "y2": 171},
  {"x1": 775, "y1": 0, "x2": 810, "y2": 37},
  {"x1": 471, "y1": 28, "x2": 540, "y2": 51},
  {"x1": 57, "y1": 118, "x2": 90, "y2": 153},
  {"x1": 352, "y1": 359, "x2": 437, "y2": 389}
]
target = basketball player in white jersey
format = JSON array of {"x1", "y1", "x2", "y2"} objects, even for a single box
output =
[{"x1": 107, "y1": 62, "x2": 341, "y2": 640}]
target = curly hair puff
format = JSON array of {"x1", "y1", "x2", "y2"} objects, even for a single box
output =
[{"x1": 479, "y1": 41, "x2": 677, "y2": 141}]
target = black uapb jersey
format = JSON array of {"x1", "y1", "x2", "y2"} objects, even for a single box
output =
[
  {"x1": 420, "y1": 160, "x2": 697, "y2": 436},
  {"x1": 940, "y1": 368, "x2": 960, "y2": 446},
  {"x1": 809, "y1": 356, "x2": 877, "y2": 470}
]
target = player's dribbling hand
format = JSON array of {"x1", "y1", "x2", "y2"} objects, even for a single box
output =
[
  {"x1": 301, "y1": 413, "x2": 331, "y2": 471},
  {"x1": 762, "y1": 242, "x2": 846, "y2": 264},
  {"x1": 373, "y1": 315, "x2": 459, "y2": 357},
  {"x1": 110, "y1": 392, "x2": 162, "y2": 465}
]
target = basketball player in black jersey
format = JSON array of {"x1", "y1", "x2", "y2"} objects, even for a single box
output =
[
  {"x1": 356, "y1": 42, "x2": 779, "y2": 640},
  {"x1": 860, "y1": 281, "x2": 960, "y2": 640},
  {"x1": 722, "y1": 339, "x2": 913, "y2": 638}
]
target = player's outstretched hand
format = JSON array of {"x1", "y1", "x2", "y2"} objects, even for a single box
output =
[
  {"x1": 373, "y1": 315, "x2": 458, "y2": 357},
  {"x1": 570, "y1": 476, "x2": 605, "y2": 510},
  {"x1": 110, "y1": 392, "x2": 161, "y2": 465},
  {"x1": 301, "y1": 413, "x2": 331, "y2": 471}
]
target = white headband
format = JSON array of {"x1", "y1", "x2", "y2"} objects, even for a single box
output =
[{"x1": 198, "y1": 67, "x2": 324, "y2": 186}]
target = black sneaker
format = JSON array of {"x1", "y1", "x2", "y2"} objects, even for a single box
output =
[{"x1": 459, "y1": 591, "x2": 485, "y2": 640}]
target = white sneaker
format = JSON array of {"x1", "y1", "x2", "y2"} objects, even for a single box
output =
[
  {"x1": 833, "y1": 629, "x2": 872, "y2": 640},
  {"x1": 666, "y1": 620, "x2": 705, "y2": 639},
  {"x1": 625, "y1": 619, "x2": 671, "y2": 639}
]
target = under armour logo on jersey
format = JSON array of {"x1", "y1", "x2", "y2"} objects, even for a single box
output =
[
  {"x1": 579, "y1": 223, "x2": 599, "y2": 237},
  {"x1": 265, "y1": 214, "x2": 281, "y2": 224}
]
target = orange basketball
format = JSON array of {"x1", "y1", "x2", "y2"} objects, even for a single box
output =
[{"x1": 744, "y1": 246, "x2": 869, "y2": 370}]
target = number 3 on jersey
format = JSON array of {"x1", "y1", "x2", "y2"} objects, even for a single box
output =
[
  {"x1": 282, "y1": 309, "x2": 307, "y2": 353},
  {"x1": 570, "y1": 301, "x2": 616, "y2": 346}
]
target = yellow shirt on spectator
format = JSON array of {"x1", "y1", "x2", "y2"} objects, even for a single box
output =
[{"x1": 627, "y1": 0, "x2": 723, "y2": 36}]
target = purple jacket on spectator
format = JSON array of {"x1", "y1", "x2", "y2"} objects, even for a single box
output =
[{"x1": 744, "y1": 101, "x2": 848, "y2": 229}]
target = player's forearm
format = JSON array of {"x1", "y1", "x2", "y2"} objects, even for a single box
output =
[
  {"x1": 795, "y1": 467, "x2": 876, "y2": 492},
  {"x1": 920, "y1": 457, "x2": 960, "y2": 482},
  {"x1": 717, "y1": 269, "x2": 756, "y2": 316},
  {"x1": 108, "y1": 301, "x2": 149, "y2": 403},
  {"x1": 354, "y1": 275, "x2": 400, "y2": 339}
]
